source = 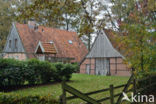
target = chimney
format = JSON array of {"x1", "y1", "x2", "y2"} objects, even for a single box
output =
[{"x1": 42, "y1": 28, "x2": 44, "y2": 32}]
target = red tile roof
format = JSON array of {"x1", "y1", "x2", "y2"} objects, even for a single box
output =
[
  {"x1": 42, "y1": 42, "x2": 57, "y2": 54},
  {"x1": 16, "y1": 23, "x2": 88, "y2": 63},
  {"x1": 36, "y1": 42, "x2": 57, "y2": 54}
]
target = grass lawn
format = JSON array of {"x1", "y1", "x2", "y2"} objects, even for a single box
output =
[{"x1": 6, "y1": 74, "x2": 129, "y2": 104}]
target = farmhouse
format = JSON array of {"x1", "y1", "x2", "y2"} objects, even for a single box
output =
[
  {"x1": 80, "y1": 30, "x2": 131, "y2": 76},
  {"x1": 3, "y1": 21, "x2": 88, "y2": 63}
]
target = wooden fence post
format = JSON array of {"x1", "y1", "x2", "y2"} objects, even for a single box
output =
[
  {"x1": 61, "y1": 80, "x2": 66, "y2": 104},
  {"x1": 132, "y1": 68, "x2": 136, "y2": 95},
  {"x1": 110, "y1": 84, "x2": 114, "y2": 104},
  {"x1": 59, "y1": 95, "x2": 63, "y2": 104},
  {"x1": 133, "y1": 78, "x2": 136, "y2": 95}
]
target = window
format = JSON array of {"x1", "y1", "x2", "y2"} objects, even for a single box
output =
[
  {"x1": 9, "y1": 40, "x2": 11, "y2": 48},
  {"x1": 49, "y1": 41, "x2": 53, "y2": 44},
  {"x1": 15, "y1": 39, "x2": 17, "y2": 48},
  {"x1": 68, "y1": 40, "x2": 73, "y2": 44},
  {"x1": 15, "y1": 56, "x2": 19, "y2": 60}
]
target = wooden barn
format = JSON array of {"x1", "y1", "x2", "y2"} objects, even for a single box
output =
[{"x1": 80, "y1": 30, "x2": 131, "y2": 76}]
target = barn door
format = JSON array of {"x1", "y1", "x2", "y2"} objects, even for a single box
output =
[
  {"x1": 95, "y1": 58, "x2": 110, "y2": 75},
  {"x1": 86, "y1": 64, "x2": 90, "y2": 74}
]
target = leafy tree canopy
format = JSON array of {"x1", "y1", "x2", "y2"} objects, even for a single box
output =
[{"x1": 111, "y1": 0, "x2": 156, "y2": 72}]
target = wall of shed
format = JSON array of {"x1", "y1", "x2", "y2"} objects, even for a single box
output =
[
  {"x1": 80, "y1": 57, "x2": 131, "y2": 76},
  {"x1": 109, "y1": 58, "x2": 131, "y2": 76},
  {"x1": 3, "y1": 53, "x2": 27, "y2": 60},
  {"x1": 80, "y1": 58, "x2": 95, "y2": 75}
]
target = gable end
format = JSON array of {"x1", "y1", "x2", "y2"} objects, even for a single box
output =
[{"x1": 3, "y1": 23, "x2": 25, "y2": 53}]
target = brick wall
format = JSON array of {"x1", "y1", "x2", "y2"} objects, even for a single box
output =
[
  {"x1": 80, "y1": 57, "x2": 131, "y2": 76},
  {"x1": 110, "y1": 57, "x2": 131, "y2": 76},
  {"x1": 80, "y1": 58, "x2": 95, "y2": 74},
  {"x1": 3, "y1": 53, "x2": 27, "y2": 60}
]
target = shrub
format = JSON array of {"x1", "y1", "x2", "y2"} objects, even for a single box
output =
[
  {"x1": 53, "y1": 63, "x2": 77, "y2": 81},
  {"x1": 53, "y1": 63, "x2": 65, "y2": 81},
  {"x1": 26, "y1": 59, "x2": 42, "y2": 85},
  {"x1": 0, "y1": 93, "x2": 58, "y2": 104},
  {"x1": 63, "y1": 64, "x2": 76, "y2": 81},
  {"x1": 0, "y1": 58, "x2": 77, "y2": 90},
  {"x1": 39, "y1": 61, "x2": 56, "y2": 83},
  {"x1": 0, "y1": 58, "x2": 25, "y2": 86},
  {"x1": 72, "y1": 63, "x2": 79, "y2": 72},
  {"x1": 137, "y1": 72, "x2": 156, "y2": 93},
  {"x1": 25, "y1": 59, "x2": 56, "y2": 84}
]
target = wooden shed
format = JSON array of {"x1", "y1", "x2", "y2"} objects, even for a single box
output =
[{"x1": 80, "y1": 30, "x2": 131, "y2": 76}]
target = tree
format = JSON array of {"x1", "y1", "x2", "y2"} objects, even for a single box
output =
[
  {"x1": 110, "y1": 0, "x2": 156, "y2": 72},
  {"x1": 149, "y1": 44, "x2": 156, "y2": 71},
  {"x1": 17, "y1": 0, "x2": 81, "y2": 29},
  {"x1": 78, "y1": 0, "x2": 101, "y2": 50},
  {"x1": 0, "y1": 0, "x2": 31, "y2": 52},
  {"x1": 16, "y1": 0, "x2": 106, "y2": 50},
  {"x1": 0, "y1": 0, "x2": 15, "y2": 52}
]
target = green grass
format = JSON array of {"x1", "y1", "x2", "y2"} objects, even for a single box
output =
[{"x1": 6, "y1": 74, "x2": 129, "y2": 104}]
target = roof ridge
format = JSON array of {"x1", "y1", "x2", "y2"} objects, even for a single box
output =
[
  {"x1": 16, "y1": 22, "x2": 76, "y2": 34},
  {"x1": 86, "y1": 30, "x2": 123, "y2": 58}
]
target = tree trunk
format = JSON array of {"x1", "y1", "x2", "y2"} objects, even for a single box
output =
[
  {"x1": 65, "y1": 13, "x2": 69, "y2": 31},
  {"x1": 141, "y1": 48, "x2": 144, "y2": 71},
  {"x1": 140, "y1": 39, "x2": 144, "y2": 71},
  {"x1": 88, "y1": 33, "x2": 91, "y2": 51}
]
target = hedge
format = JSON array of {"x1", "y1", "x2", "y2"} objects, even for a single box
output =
[
  {"x1": 137, "y1": 72, "x2": 156, "y2": 93},
  {"x1": 53, "y1": 63, "x2": 78, "y2": 81},
  {"x1": 0, "y1": 58, "x2": 78, "y2": 89},
  {"x1": 0, "y1": 93, "x2": 58, "y2": 104}
]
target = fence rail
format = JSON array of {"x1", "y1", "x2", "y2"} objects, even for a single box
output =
[
  {"x1": 59, "y1": 81, "x2": 130, "y2": 104},
  {"x1": 59, "y1": 72, "x2": 156, "y2": 104}
]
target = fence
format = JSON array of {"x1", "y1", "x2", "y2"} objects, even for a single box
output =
[
  {"x1": 59, "y1": 73, "x2": 156, "y2": 104},
  {"x1": 59, "y1": 74, "x2": 134, "y2": 104}
]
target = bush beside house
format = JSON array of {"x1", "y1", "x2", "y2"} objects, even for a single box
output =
[
  {"x1": 53, "y1": 63, "x2": 78, "y2": 81},
  {"x1": 0, "y1": 58, "x2": 78, "y2": 89}
]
